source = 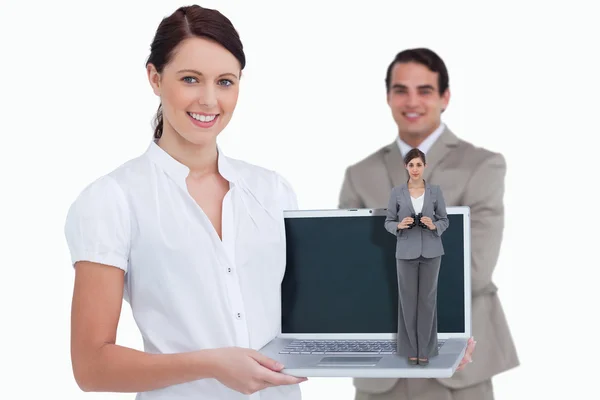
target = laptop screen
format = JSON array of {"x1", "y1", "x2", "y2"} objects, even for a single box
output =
[{"x1": 281, "y1": 210, "x2": 467, "y2": 334}]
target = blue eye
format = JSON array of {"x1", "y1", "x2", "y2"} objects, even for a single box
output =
[
  {"x1": 219, "y1": 79, "x2": 233, "y2": 87},
  {"x1": 182, "y1": 76, "x2": 198, "y2": 84}
]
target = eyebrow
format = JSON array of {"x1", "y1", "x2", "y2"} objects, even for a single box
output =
[
  {"x1": 391, "y1": 84, "x2": 436, "y2": 91},
  {"x1": 176, "y1": 69, "x2": 239, "y2": 79}
]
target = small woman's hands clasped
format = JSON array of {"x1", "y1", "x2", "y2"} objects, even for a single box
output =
[
  {"x1": 209, "y1": 347, "x2": 307, "y2": 395},
  {"x1": 419, "y1": 216, "x2": 436, "y2": 230},
  {"x1": 397, "y1": 217, "x2": 414, "y2": 230},
  {"x1": 397, "y1": 216, "x2": 436, "y2": 230}
]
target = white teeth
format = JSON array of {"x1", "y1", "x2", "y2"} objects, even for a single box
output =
[
  {"x1": 189, "y1": 113, "x2": 217, "y2": 122},
  {"x1": 405, "y1": 113, "x2": 419, "y2": 118}
]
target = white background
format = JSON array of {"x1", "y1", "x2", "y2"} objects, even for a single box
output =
[{"x1": 1, "y1": 0, "x2": 599, "y2": 398}]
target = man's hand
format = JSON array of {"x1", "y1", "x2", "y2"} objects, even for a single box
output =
[{"x1": 456, "y1": 337, "x2": 476, "y2": 371}]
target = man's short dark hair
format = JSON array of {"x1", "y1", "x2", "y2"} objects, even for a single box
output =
[{"x1": 385, "y1": 48, "x2": 449, "y2": 95}]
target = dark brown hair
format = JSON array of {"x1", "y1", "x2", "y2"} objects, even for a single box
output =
[
  {"x1": 146, "y1": 5, "x2": 246, "y2": 139},
  {"x1": 404, "y1": 148, "x2": 426, "y2": 165},
  {"x1": 385, "y1": 48, "x2": 449, "y2": 95}
]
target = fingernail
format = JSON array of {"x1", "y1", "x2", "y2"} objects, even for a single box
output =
[{"x1": 275, "y1": 362, "x2": 284, "y2": 369}]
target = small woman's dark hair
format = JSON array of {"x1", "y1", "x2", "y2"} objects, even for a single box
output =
[
  {"x1": 404, "y1": 148, "x2": 426, "y2": 165},
  {"x1": 145, "y1": 5, "x2": 246, "y2": 139}
]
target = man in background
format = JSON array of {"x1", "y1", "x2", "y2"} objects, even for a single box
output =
[{"x1": 338, "y1": 48, "x2": 519, "y2": 400}]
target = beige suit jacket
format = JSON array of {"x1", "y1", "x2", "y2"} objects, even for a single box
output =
[{"x1": 338, "y1": 126, "x2": 519, "y2": 393}]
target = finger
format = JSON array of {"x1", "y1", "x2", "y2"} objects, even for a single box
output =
[
  {"x1": 261, "y1": 369, "x2": 307, "y2": 386},
  {"x1": 466, "y1": 350, "x2": 474, "y2": 361},
  {"x1": 466, "y1": 340, "x2": 476, "y2": 355},
  {"x1": 249, "y1": 351, "x2": 284, "y2": 371},
  {"x1": 457, "y1": 357, "x2": 469, "y2": 370}
]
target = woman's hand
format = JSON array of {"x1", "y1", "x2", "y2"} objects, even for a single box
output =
[
  {"x1": 419, "y1": 216, "x2": 436, "y2": 230},
  {"x1": 456, "y1": 337, "x2": 476, "y2": 371},
  {"x1": 208, "y1": 347, "x2": 307, "y2": 395},
  {"x1": 397, "y1": 217, "x2": 414, "y2": 230}
]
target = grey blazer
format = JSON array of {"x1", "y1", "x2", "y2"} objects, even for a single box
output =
[
  {"x1": 338, "y1": 126, "x2": 519, "y2": 392},
  {"x1": 384, "y1": 183, "x2": 449, "y2": 260}
]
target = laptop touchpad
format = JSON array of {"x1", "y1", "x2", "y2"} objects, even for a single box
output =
[{"x1": 317, "y1": 357, "x2": 382, "y2": 367}]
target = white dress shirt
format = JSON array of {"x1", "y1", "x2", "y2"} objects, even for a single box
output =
[
  {"x1": 396, "y1": 122, "x2": 445, "y2": 158},
  {"x1": 64, "y1": 141, "x2": 301, "y2": 400}
]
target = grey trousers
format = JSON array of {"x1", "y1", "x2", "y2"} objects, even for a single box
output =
[
  {"x1": 355, "y1": 378, "x2": 494, "y2": 400},
  {"x1": 396, "y1": 256, "x2": 441, "y2": 359}
]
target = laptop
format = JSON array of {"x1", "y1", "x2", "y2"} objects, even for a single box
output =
[{"x1": 258, "y1": 207, "x2": 471, "y2": 378}]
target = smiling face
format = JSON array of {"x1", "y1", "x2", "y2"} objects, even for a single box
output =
[
  {"x1": 387, "y1": 61, "x2": 449, "y2": 142},
  {"x1": 147, "y1": 36, "x2": 241, "y2": 147}
]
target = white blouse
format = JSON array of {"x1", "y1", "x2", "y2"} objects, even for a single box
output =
[
  {"x1": 411, "y1": 192, "x2": 424, "y2": 214},
  {"x1": 64, "y1": 141, "x2": 300, "y2": 400}
]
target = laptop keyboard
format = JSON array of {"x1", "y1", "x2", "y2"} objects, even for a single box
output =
[{"x1": 279, "y1": 339, "x2": 445, "y2": 355}]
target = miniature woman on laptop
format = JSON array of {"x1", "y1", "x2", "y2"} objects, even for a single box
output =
[{"x1": 384, "y1": 148, "x2": 449, "y2": 366}]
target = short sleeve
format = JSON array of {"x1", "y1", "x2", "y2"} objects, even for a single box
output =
[
  {"x1": 64, "y1": 175, "x2": 131, "y2": 272},
  {"x1": 275, "y1": 173, "x2": 299, "y2": 211}
]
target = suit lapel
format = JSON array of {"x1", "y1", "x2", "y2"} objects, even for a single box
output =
[
  {"x1": 383, "y1": 142, "x2": 408, "y2": 188},
  {"x1": 422, "y1": 126, "x2": 460, "y2": 182},
  {"x1": 422, "y1": 182, "x2": 431, "y2": 214},
  {"x1": 402, "y1": 185, "x2": 416, "y2": 214}
]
